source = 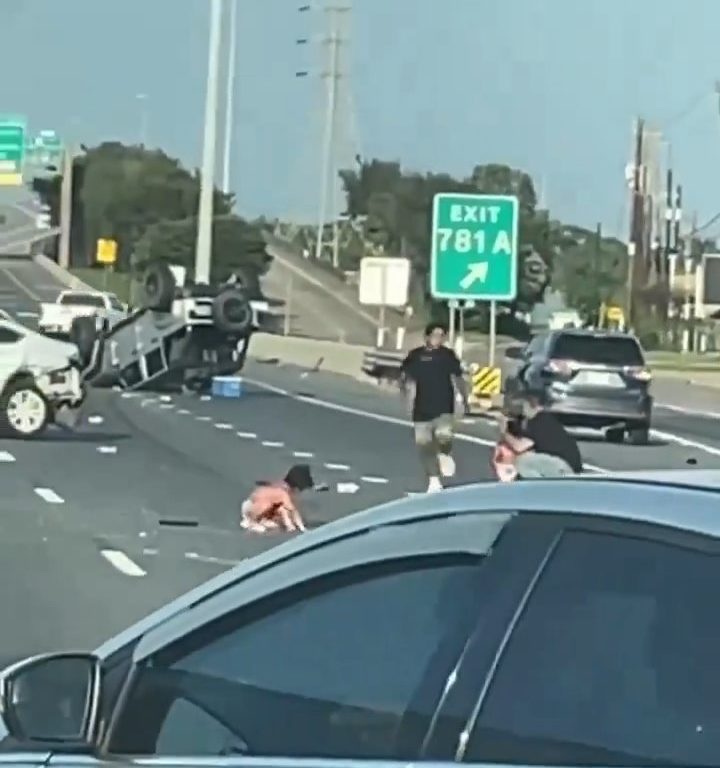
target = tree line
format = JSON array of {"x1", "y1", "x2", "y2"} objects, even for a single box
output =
[
  {"x1": 32, "y1": 142, "x2": 271, "y2": 298},
  {"x1": 32, "y1": 143, "x2": 638, "y2": 322}
]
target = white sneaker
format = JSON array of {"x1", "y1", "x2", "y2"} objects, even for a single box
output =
[
  {"x1": 426, "y1": 476, "x2": 443, "y2": 493},
  {"x1": 438, "y1": 453, "x2": 456, "y2": 478}
]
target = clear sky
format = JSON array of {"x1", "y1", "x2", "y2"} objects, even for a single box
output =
[{"x1": 3, "y1": 0, "x2": 720, "y2": 237}]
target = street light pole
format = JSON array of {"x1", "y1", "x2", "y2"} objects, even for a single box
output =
[
  {"x1": 195, "y1": 0, "x2": 223, "y2": 285},
  {"x1": 221, "y1": 0, "x2": 237, "y2": 195}
]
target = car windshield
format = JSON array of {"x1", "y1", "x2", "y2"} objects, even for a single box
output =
[
  {"x1": 59, "y1": 293, "x2": 105, "y2": 308},
  {"x1": 552, "y1": 336, "x2": 645, "y2": 366}
]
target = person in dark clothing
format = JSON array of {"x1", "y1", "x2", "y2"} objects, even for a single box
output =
[
  {"x1": 400, "y1": 323, "x2": 468, "y2": 492},
  {"x1": 501, "y1": 390, "x2": 583, "y2": 476}
]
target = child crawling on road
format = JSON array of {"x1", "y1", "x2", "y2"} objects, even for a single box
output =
[{"x1": 240, "y1": 463, "x2": 315, "y2": 533}]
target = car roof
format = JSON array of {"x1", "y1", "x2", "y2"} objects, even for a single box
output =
[
  {"x1": 550, "y1": 328, "x2": 639, "y2": 341},
  {"x1": 94, "y1": 470, "x2": 720, "y2": 658}
]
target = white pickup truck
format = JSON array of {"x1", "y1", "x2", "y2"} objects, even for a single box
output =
[{"x1": 38, "y1": 290, "x2": 127, "y2": 337}]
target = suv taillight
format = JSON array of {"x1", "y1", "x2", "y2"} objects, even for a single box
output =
[
  {"x1": 545, "y1": 359, "x2": 573, "y2": 376},
  {"x1": 623, "y1": 365, "x2": 652, "y2": 382}
]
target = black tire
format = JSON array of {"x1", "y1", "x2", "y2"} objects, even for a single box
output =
[
  {"x1": 70, "y1": 316, "x2": 98, "y2": 368},
  {"x1": 605, "y1": 426, "x2": 625, "y2": 444},
  {"x1": 212, "y1": 288, "x2": 252, "y2": 335},
  {"x1": 628, "y1": 423, "x2": 650, "y2": 446},
  {"x1": 143, "y1": 261, "x2": 176, "y2": 312},
  {"x1": 0, "y1": 378, "x2": 50, "y2": 438}
]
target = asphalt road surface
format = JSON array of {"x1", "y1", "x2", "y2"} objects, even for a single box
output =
[{"x1": 0, "y1": 256, "x2": 719, "y2": 667}]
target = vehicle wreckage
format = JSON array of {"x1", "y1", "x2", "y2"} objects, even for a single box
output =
[
  {"x1": 0, "y1": 262, "x2": 262, "y2": 438},
  {"x1": 77, "y1": 262, "x2": 263, "y2": 392}
]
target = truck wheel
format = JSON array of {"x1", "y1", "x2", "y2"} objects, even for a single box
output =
[
  {"x1": 143, "y1": 262, "x2": 176, "y2": 312},
  {"x1": 70, "y1": 316, "x2": 97, "y2": 368},
  {"x1": 1, "y1": 379, "x2": 50, "y2": 438},
  {"x1": 212, "y1": 288, "x2": 252, "y2": 335}
]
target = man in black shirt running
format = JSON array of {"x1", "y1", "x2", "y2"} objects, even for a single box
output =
[
  {"x1": 502, "y1": 389, "x2": 583, "y2": 476},
  {"x1": 400, "y1": 322, "x2": 467, "y2": 492}
]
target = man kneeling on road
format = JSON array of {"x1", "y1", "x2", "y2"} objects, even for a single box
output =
[
  {"x1": 499, "y1": 387, "x2": 583, "y2": 478},
  {"x1": 400, "y1": 322, "x2": 467, "y2": 493}
]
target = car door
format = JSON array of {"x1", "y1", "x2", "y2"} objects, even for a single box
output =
[
  {"x1": 0, "y1": 325, "x2": 27, "y2": 386},
  {"x1": 456, "y1": 512, "x2": 720, "y2": 767},
  {"x1": 49, "y1": 510, "x2": 552, "y2": 768}
]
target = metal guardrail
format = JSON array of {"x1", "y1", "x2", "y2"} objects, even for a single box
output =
[{"x1": 361, "y1": 349, "x2": 405, "y2": 380}]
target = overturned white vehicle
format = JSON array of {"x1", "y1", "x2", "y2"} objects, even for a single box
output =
[
  {"x1": 0, "y1": 316, "x2": 85, "y2": 438},
  {"x1": 76, "y1": 262, "x2": 264, "y2": 393}
]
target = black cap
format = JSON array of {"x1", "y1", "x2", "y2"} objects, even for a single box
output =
[{"x1": 284, "y1": 463, "x2": 314, "y2": 491}]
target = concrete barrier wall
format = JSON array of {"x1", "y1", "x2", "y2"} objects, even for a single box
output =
[
  {"x1": 34, "y1": 254, "x2": 94, "y2": 290},
  {"x1": 249, "y1": 333, "x2": 369, "y2": 377}
]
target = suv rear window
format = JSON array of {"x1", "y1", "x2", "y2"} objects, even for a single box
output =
[
  {"x1": 551, "y1": 334, "x2": 644, "y2": 366},
  {"x1": 59, "y1": 293, "x2": 105, "y2": 308}
]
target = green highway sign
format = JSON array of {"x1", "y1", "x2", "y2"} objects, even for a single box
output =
[
  {"x1": 430, "y1": 192, "x2": 519, "y2": 301},
  {"x1": 0, "y1": 118, "x2": 26, "y2": 185}
]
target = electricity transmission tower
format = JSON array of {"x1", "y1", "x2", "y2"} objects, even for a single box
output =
[{"x1": 296, "y1": 2, "x2": 360, "y2": 268}]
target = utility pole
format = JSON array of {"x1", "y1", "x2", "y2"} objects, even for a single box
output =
[
  {"x1": 221, "y1": 0, "x2": 237, "y2": 195},
  {"x1": 314, "y1": 4, "x2": 347, "y2": 267},
  {"x1": 625, "y1": 117, "x2": 644, "y2": 327},
  {"x1": 195, "y1": 0, "x2": 224, "y2": 285},
  {"x1": 58, "y1": 147, "x2": 73, "y2": 270}
]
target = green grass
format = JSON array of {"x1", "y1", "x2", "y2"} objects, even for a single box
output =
[{"x1": 70, "y1": 268, "x2": 137, "y2": 304}]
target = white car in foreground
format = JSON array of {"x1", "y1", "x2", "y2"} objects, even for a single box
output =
[
  {"x1": 38, "y1": 290, "x2": 127, "y2": 337},
  {"x1": 0, "y1": 316, "x2": 85, "y2": 437}
]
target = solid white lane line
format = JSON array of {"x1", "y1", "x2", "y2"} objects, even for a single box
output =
[
  {"x1": 100, "y1": 549, "x2": 146, "y2": 577},
  {"x1": 0, "y1": 451, "x2": 15, "y2": 462},
  {"x1": 243, "y1": 377, "x2": 608, "y2": 474},
  {"x1": 650, "y1": 428, "x2": 720, "y2": 458},
  {"x1": 34, "y1": 487, "x2": 64, "y2": 504},
  {"x1": 237, "y1": 431, "x2": 257, "y2": 439},
  {"x1": 262, "y1": 440, "x2": 284, "y2": 447},
  {"x1": 657, "y1": 402, "x2": 720, "y2": 419},
  {"x1": 214, "y1": 423, "x2": 233, "y2": 430},
  {"x1": 324, "y1": 462, "x2": 350, "y2": 471},
  {"x1": 16, "y1": 311, "x2": 38, "y2": 318},
  {"x1": 362, "y1": 475, "x2": 389, "y2": 484}
]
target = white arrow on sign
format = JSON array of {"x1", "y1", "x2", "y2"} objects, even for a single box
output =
[
  {"x1": 337, "y1": 482, "x2": 360, "y2": 494},
  {"x1": 459, "y1": 262, "x2": 489, "y2": 290}
]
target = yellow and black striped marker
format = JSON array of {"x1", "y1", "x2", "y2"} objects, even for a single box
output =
[{"x1": 471, "y1": 365, "x2": 502, "y2": 397}]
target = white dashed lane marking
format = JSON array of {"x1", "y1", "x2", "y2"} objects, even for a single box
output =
[
  {"x1": 34, "y1": 487, "x2": 64, "y2": 504},
  {"x1": 88, "y1": 415, "x2": 103, "y2": 425},
  {"x1": 101, "y1": 549, "x2": 146, "y2": 577},
  {"x1": 293, "y1": 450, "x2": 314, "y2": 458},
  {"x1": 324, "y1": 462, "x2": 350, "y2": 471},
  {"x1": 177, "y1": 409, "x2": 191, "y2": 415},
  {"x1": 262, "y1": 440, "x2": 284, "y2": 448},
  {"x1": 185, "y1": 551, "x2": 241, "y2": 566},
  {"x1": 97, "y1": 446, "x2": 118, "y2": 454},
  {"x1": 196, "y1": 416, "x2": 212, "y2": 422},
  {"x1": 237, "y1": 431, "x2": 257, "y2": 439},
  {"x1": 362, "y1": 475, "x2": 389, "y2": 484},
  {"x1": 214, "y1": 423, "x2": 233, "y2": 430},
  {"x1": 0, "y1": 451, "x2": 15, "y2": 462}
]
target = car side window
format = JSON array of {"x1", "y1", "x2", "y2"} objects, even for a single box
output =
[
  {"x1": 109, "y1": 556, "x2": 486, "y2": 760},
  {"x1": 0, "y1": 326, "x2": 22, "y2": 343},
  {"x1": 465, "y1": 528, "x2": 720, "y2": 766}
]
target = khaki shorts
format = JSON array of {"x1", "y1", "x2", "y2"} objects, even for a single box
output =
[{"x1": 413, "y1": 414, "x2": 455, "y2": 446}]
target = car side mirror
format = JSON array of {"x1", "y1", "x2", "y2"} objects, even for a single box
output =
[
  {"x1": 504, "y1": 345, "x2": 525, "y2": 361},
  {"x1": 0, "y1": 652, "x2": 101, "y2": 743}
]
